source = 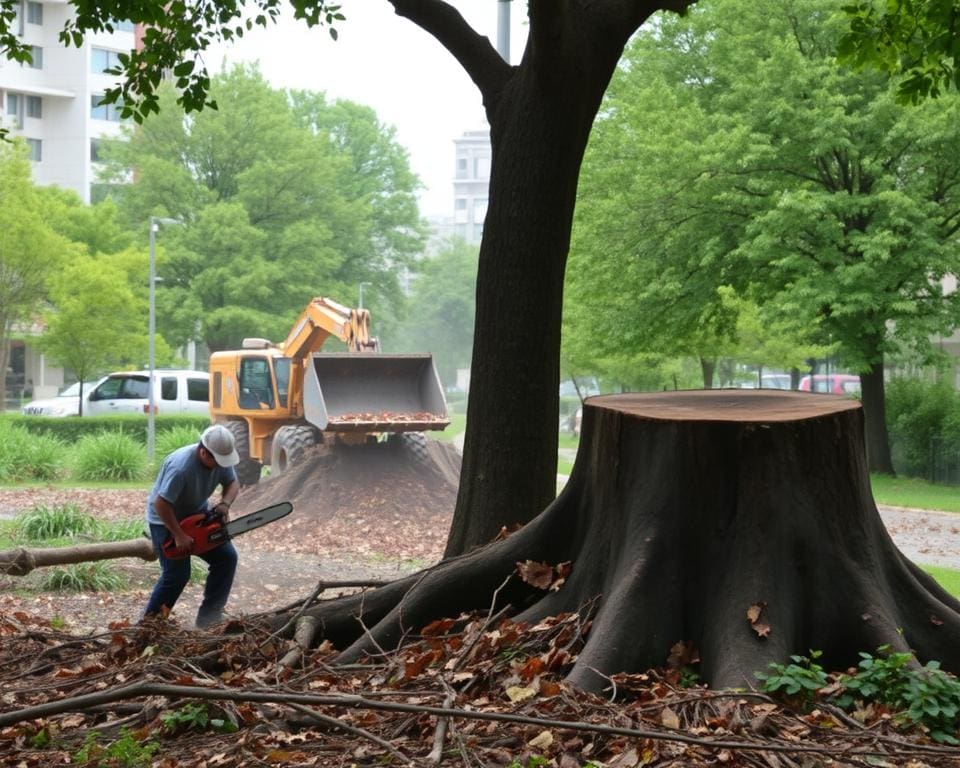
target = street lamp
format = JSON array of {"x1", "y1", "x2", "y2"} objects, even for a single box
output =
[
  {"x1": 148, "y1": 216, "x2": 181, "y2": 464},
  {"x1": 358, "y1": 281, "x2": 372, "y2": 309}
]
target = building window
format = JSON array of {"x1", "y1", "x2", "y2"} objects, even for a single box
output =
[
  {"x1": 473, "y1": 198, "x2": 488, "y2": 222},
  {"x1": 474, "y1": 156, "x2": 491, "y2": 180},
  {"x1": 26, "y1": 138, "x2": 41, "y2": 162},
  {"x1": 473, "y1": 223, "x2": 484, "y2": 241},
  {"x1": 26, "y1": 95, "x2": 41, "y2": 119},
  {"x1": 90, "y1": 138, "x2": 100, "y2": 162},
  {"x1": 6, "y1": 93, "x2": 23, "y2": 129},
  {"x1": 91, "y1": 47, "x2": 123, "y2": 74},
  {"x1": 27, "y1": 45, "x2": 42, "y2": 69},
  {"x1": 91, "y1": 94, "x2": 124, "y2": 122},
  {"x1": 454, "y1": 198, "x2": 468, "y2": 223},
  {"x1": 456, "y1": 157, "x2": 468, "y2": 179},
  {"x1": 26, "y1": 1, "x2": 42, "y2": 24},
  {"x1": 115, "y1": 19, "x2": 136, "y2": 33}
]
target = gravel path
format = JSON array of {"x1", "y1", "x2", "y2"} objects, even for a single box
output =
[{"x1": 878, "y1": 505, "x2": 960, "y2": 569}]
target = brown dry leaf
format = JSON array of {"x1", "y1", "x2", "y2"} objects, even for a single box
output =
[
  {"x1": 505, "y1": 685, "x2": 537, "y2": 702},
  {"x1": 421, "y1": 617, "x2": 456, "y2": 636},
  {"x1": 660, "y1": 706, "x2": 681, "y2": 729},
  {"x1": 516, "y1": 560, "x2": 555, "y2": 590},
  {"x1": 752, "y1": 621, "x2": 772, "y2": 638},
  {"x1": 746, "y1": 602, "x2": 765, "y2": 623},
  {"x1": 264, "y1": 749, "x2": 308, "y2": 762},
  {"x1": 667, "y1": 640, "x2": 699, "y2": 668},
  {"x1": 527, "y1": 730, "x2": 554, "y2": 749}
]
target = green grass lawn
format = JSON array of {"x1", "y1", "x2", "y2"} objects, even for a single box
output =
[
  {"x1": 922, "y1": 565, "x2": 960, "y2": 598},
  {"x1": 870, "y1": 474, "x2": 960, "y2": 513},
  {"x1": 431, "y1": 412, "x2": 466, "y2": 443}
]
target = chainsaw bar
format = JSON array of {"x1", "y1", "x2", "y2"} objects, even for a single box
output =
[{"x1": 224, "y1": 501, "x2": 293, "y2": 538}]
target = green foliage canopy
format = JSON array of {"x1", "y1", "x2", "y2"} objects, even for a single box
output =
[
  {"x1": 567, "y1": 0, "x2": 960, "y2": 386},
  {"x1": 98, "y1": 66, "x2": 425, "y2": 352}
]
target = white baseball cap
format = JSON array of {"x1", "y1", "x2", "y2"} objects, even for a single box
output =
[{"x1": 200, "y1": 425, "x2": 240, "y2": 468}]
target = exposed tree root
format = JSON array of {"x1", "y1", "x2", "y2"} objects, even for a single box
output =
[{"x1": 270, "y1": 391, "x2": 960, "y2": 692}]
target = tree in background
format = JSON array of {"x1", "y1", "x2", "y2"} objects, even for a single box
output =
[
  {"x1": 568, "y1": 0, "x2": 960, "y2": 473},
  {"x1": 839, "y1": 0, "x2": 960, "y2": 102},
  {"x1": 99, "y1": 65, "x2": 425, "y2": 353},
  {"x1": 0, "y1": 142, "x2": 74, "y2": 407},
  {"x1": 39, "y1": 254, "x2": 159, "y2": 413},
  {"x1": 392, "y1": 237, "x2": 477, "y2": 386}
]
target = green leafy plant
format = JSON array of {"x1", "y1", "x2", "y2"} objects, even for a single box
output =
[
  {"x1": 41, "y1": 562, "x2": 127, "y2": 592},
  {"x1": 73, "y1": 430, "x2": 147, "y2": 481},
  {"x1": 507, "y1": 757, "x2": 552, "y2": 768},
  {"x1": 73, "y1": 728, "x2": 158, "y2": 767},
  {"x1": 838, "y1": 646, "x2": 960, "y2": 744},
  {"x1": 0, "y1": 421, "x2": 66, "y2": 482},
  {"x1": 160, "y1": 701, "x2": 237, "y2": 735},
  {"x1": 155, "y1": 424, "x2": 202, "y2": 465},
  {"x1": 95, "y1": 518, "x2": 147, "y2": 542},
  {"x1": 15, "y1": 504, "x2": 96, "y2": 541},
  {"x1": 756, "y1": 651, "x2": 829, "y2": 707}
]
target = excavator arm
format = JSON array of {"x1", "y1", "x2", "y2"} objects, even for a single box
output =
[{"x1": 280, "y1": 297, "x2": 378, "y2": 360}]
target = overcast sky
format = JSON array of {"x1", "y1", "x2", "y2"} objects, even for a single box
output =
[{"x1": 208, "y1": 2, "x2": 529, "y2": 219}]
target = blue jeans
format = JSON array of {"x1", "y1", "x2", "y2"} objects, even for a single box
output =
[{"x1": 144, "y1": 522, "x2": 238, "y2": 628}]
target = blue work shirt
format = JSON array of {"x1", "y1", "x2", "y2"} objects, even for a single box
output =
[{"x1": 146, "y1": 443, "x2": 238, "y2": 526}]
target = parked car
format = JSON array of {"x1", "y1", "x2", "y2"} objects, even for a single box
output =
[
  {"x1": 798, "y1": 373, "x2": 861, "y2": 395},
  {"x1": 21, "y1": 379, "x2": 103, "y2": 417},
  {"x1": 84, "y1": 370, "x2": 210, "y2": 417}
]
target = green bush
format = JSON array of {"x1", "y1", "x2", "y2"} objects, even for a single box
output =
[
  {"x1": 0, "y1": 421, "x2": 67, "y2": 482},
  {"x1": 1, "y1": 413, "x2": 210, "y2": 446},
  {"x1": 96, "y1": 518, "x2": 147, "y2": 542},
  {"x1": 15, "y1": 504, "x2": 96, "y2": 541},
  {"x1": 73, "y1": 431, "x2": 147, "y2": 482},
  {"x1": 886, "y1": 377, "x2": 960, "y2": 479},
  {"x1": 41, "y1": 561, "x2": 128, "y2": 592},
  {"x1": 155, "y1": 424, "x2": 202, "y2": 464}
]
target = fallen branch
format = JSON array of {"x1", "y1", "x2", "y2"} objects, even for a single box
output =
[
  {"x1": 0, "y1": 539, "x2": 155, "y2": 576},
  {"x1": 1, "y1": 681, "x2": 955, "y2": 759}
]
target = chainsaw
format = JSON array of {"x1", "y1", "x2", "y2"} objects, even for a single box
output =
[{"x1": 161, "y1": 501, "x2": 293, "y2": 559}]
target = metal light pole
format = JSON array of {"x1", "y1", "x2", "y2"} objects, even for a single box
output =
[
  {"x1": 148, "y1": 216, "x2": 181, "y2": 465},
  {"x1": 358, "y1": 281, "x2": 371, "y2": 309},
  {"x1": 496, "y1": 0, "x2": 512, "y2": 62}
]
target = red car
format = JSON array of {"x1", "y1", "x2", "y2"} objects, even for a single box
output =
[{"x1": 798, "y1": 374, "x2": 861, "y2": 395}]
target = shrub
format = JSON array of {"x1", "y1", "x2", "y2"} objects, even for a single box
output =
[
  {"x1": 0, "y1": 421, "x2": 67, "y2": 482},
  {"x1": 95, "y1": 518, "x2": 147, "y2": 542},
  {"x1": 15, "y1": 504, "x2": 96, "y2": 541},
  {"x1": 155, "y1": 424, "x2": 202, "y2": 465},
  {"x1": 73, "y1": 431, "x2": 147, "y2": 482},
  {"x1": 886, "y1": 377, "x2": 960, "y2": 480},
  {"x1": 41, "y1": 562, "x2": 127, "y2": 592}
]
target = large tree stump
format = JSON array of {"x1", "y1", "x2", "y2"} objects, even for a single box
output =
[{"x1": 278, "y1": 390, "x2": 960, "y2": 691}]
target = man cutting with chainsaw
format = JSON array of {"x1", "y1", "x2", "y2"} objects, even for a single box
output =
[{"x1": 142, "y1": 424, "x2": 241, "y2": 629}]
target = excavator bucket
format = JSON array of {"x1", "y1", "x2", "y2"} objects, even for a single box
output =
[{"x1": 304, "y1": 353, "x2": 450, "y2": 433}]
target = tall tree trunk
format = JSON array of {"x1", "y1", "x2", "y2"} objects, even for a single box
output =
[
  {"x1": 860, "y1": 358, "x2": 895, "y2": 475},
  {"x1": 441, "y1": 8, "x2": 634, "y2": 557},
  {"x1": 700, "y1": 357, "x2": 716, "y2": 388}
]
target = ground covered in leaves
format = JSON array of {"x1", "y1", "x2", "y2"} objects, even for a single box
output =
[{"x1": 1, "y1": 602, "x2": 959, "y2": 767}]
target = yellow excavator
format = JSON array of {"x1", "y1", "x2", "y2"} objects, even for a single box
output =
[{"x1": 208, "y1": 297, "x2": 449, "y2": 484}]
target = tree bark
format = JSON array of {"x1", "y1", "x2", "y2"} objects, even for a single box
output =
[
  {"x1": 280, "y1": 390, "x2": 960, "y2": 692},
  {"x1": 433, "y1": 2, "x2": 664, "y2": 557},
  {"x1": 0, "y1": 539, "x2": 156, "y2": 576},
  {"x1": 860, "y1": 359, "x2": 895, "y2": 475}
]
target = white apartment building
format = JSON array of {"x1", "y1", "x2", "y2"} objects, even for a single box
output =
[
  {"x1": 452, "y1": 128, "x2": 491, "y2": 244},
  {"x1": 0, "y1": 0, "x2": 134, "y2": 203}
]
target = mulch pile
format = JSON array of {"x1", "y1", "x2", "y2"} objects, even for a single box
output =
[{"x1": 232, "y1": 439, "x2": 461, "y2": 562}]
